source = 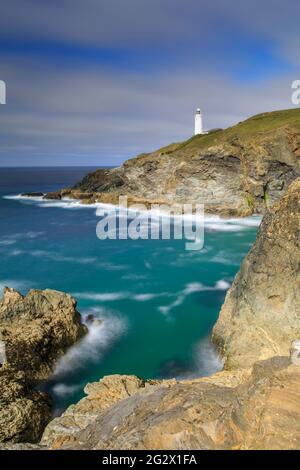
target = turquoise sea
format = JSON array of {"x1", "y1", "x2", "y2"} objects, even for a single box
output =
[{"x1": 0, "y1": 167, "x2": 260, "y2": 415}]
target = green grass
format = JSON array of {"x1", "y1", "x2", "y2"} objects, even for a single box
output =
[
  {"x1": 142, "y1": 108, "x2": 300, "y2": 160},
  {"x1": 175, "y1": 108, "x2": 300, "y2": 153}
]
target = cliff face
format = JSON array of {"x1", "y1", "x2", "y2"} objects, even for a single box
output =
[
  {"x1": 39, "y1": 178, "x2": 300, "y2": 450},
  {"x1": 0, "y1": 288, "x2": 87, "y2": 443},
  {"x1": 46, "y1": 109, "x2": 300, "y2": 216},
  {"x1": 212, "y1": 178, "x2": 300, "y2": 369}
]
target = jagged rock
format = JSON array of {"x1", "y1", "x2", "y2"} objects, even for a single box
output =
[
  {"x1": 0, "y1": 288, "x2": 87, "y2": 443},
  {"x1": 0, "y1": 287, "x2": 87, "y2": 380},
  {"x1": 41, "y1": 356, "x2": 300, "y2": 450},
  {"x1": 47, "y1": 109, "x2": 300, "y2": 216},
  {"x1": 212, "y1": 178, "x2": 300, "y2": 369},
  {"x1": 0, "y1": 367, "x2": 51, "y2": 443},
  {"x1": 41, "y1": 375, "x2": 161, "y2": 448}
]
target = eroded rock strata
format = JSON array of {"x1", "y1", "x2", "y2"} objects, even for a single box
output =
[
  {"x1": 44, "y1": 109, "x2": 300, "y2": 216},
  {"x1": 0, "y1": 288, "x2": 87, "y2": 443}
]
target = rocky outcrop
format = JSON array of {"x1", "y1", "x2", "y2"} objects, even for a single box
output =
[
  {"x1": 44, "y1": 109, "x2": 300, "y2": 216},
  {"x1": 212, "y1": 178, "x2": 300, "y2": 369},
  {"x1": 40, "y1": 356, "x2": 300, "y2": 450},
  {"x1": 0, "y1": 288, "x2": 87, "y2": 443},
  {"x1": 41, "y1": 375, "x2": 161, "y2": 448},
  {"x1": 0, "y1": 368, "x2": 51, "y2": 443},
  {"x1": 0, "y1": 288, "x2": 87, "y2": 380}
]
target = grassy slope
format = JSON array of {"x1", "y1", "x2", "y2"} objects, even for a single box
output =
[{"x1": 162, "y1": 108, "x2": 300, "y2": 155}]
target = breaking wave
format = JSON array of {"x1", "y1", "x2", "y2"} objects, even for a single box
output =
[
  {"x1": 52, "y1": 310, "x2": 127, "y2": 378},
  {"x1": 4, "y1": 194, "x2": 262, "y2": 232},
  {"x1": 194, "y1": 337, "x2": 223, "y2": 377}
]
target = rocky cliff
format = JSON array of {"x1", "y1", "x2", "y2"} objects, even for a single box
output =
[
  {"x1": 37, "y1": 178, "x2": 300, "y2": 450},
  {"x1": 44, "y1": 109, "x2": 300, "y2": 216},
  {"x1": 0, "y1": 288, "x2": 87, "y2": 442},
  {"x1": 212, "y1": 178, "x2": 300, "y2": 369}
]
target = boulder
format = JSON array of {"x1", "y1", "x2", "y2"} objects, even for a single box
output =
[{"x1": 0, "y1": 288, "x2": 87, "y2": 442}]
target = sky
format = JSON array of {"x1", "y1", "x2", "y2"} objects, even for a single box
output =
[{"x1": 0, "y1": 0, "x2": 299, "y2": 167}]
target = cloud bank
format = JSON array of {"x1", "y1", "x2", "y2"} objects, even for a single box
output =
[{"x1": 0, "y1": 0, "x2": 299, "y2": 166}]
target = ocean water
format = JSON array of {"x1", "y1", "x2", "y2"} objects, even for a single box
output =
[{"x1": 0, "y1": 167, "x2": 260, "y2": 415}]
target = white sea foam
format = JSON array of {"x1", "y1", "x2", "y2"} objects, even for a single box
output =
[
  {"x1": 194, "y1": 337, "x2": 223, "y2": 377},
  {"x1": 7, "y1": 248, "x2": 129, "y2": 271},
  {"x1": 74, "y1": 290, "x2": 168, "y2": 302},
  {"x1": 31, "y1": 250, "x2": 98, "y2": 265},
  {"x1": 76, "y1": 280, "x2": 227, "y2": 314},
  {"x1": 215, "y1": 280, "x2": 231, "y2": 290},
  {"x1": 0, "y1": 231, "x2": 44, "y2": 248},
  {"x1": 9, "y1": 248, "x2": 98, "y2": 265},
  {"x1": 52, "y1": 382, "x2": 84, "y2": 398},
  {"x1": 74, "y1": 291, "x2": 128, "y2": 301},
  {"x1": 158, "y1": 279, "x2": 230, "y2": 314},
  {"x1": 132, "y1": 292, "x2": 167, "y2": 301},
  {"x1": 211, "y1": 250, "x2": 242, "y2": 266},
  {"x1": 3, "y1": 194, "x2": 44, "y2": 202},
  {"x1": 52, "y1": 312, "x2": 127, "y2": 377},
  {"x1": 7, "y1": 249, "x2": 23, "y2": 257},
  {"x1": 204, "y1": 214, "x2": 261, "y2": 232},
  {"x1": 4, "y1": 194, "x2": 262, "y2": 233},
  {"x1": 0, "y1": 239, "x2": 16, "y2": 246}
]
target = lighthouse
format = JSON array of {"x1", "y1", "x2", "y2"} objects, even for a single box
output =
[{"x1": 194, "y1": 108, "x2": 203, "y2": 135}]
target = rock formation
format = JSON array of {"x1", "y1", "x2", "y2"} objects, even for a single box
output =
[
  {"x1": 38, "y1": 178, "x2": 300, "y2": 450},
  {"x1": 0, "y1": 288, "x2": 87, "y2": 443},
  {"x1": 40, "y1": 356, "x2": 300, "y2": 450},
  {"x1": 212, "y1": 178, "x2": 300, "y2": 369},
  {"x1": 44, "y1": 109, "x2": 300, "y2": 216},
  {"x1": 41, "y1": 375, "x2": 161, "y2": 448}
]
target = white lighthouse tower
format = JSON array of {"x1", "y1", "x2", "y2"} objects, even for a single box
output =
[{"x1": 194, "y1": 108, "x2": 203, "y2": 135}]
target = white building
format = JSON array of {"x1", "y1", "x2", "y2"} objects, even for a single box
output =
[{"x1": 194, "y1": 108, "x2": 203, "y2": 135}]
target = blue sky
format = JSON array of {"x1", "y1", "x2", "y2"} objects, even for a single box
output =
[{"x1": 0, "y1": 0, "x2": 299, "y2": 166}]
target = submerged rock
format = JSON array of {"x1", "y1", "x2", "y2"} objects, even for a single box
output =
[
  {"x1": 21, "y1": 192, "x2": 44, "y2": 197},
  {"x1": 212, "y1": 178, "x2": 300, "y2": 369},
  {"x1": 0, "y1": 288, "x2": 87, "y2": 443}
]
